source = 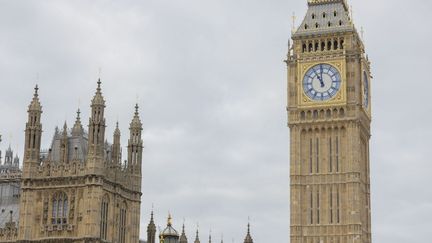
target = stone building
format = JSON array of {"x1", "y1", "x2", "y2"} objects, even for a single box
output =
[
  {"x1": 286, "y1": 0, "x2": 372, "y2": 243},
  {"x1": 0, "y1": 142, "x2": 21, "y2": 242},
  {"x1": 16, "y1": 80, "x2": 143, "y2": 242}
]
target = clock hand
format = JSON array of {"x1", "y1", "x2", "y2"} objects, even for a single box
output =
[
  {"x1": 314, "y1": 70, "x2": 325, "y2": 87},
  {"x1": 319, "y1": 65, "x2": 325, "y2": 88}
]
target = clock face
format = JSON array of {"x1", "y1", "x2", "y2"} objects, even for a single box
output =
[
  {"x1": 363, "y1": 71, "x2": 369, "y2": 108},
  {"x1": 302, "y1": 64, "x2": 341, "y2": 101}
]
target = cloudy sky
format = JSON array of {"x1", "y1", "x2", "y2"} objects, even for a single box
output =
[{"x1": 0, "y1": 0, "x2": 431, "y2": 242}]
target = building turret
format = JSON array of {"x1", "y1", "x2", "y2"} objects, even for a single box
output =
[
  {"x1": 127, "y1": 104, "x2": 143, "y2": 190},
  {"x1": 23, "y1": 85, "x2": 42, "y2": 178},
  {"x1": 111, "y1": 122, "x2": 121, "y2": 166},
  {"x1": 71, "y1": 109, "x2": 84, "y2": 137},
  {"x1": 243, "y1": 223, "x2": 253, "y2": 243},
  {"x1": 13, "y1": 155, "x2": 19, "y2": 167},
  {"x1": 179, "y1": 223, "x2": 188, "y2": 243},
  {"x1": 147, "y1": 210, "x2": 157, "y2": 243},
  {"x1": 5, "y1": 145, "x2": 13, "y2": 165},
  {"x1": 87, "y1": 79, "x2": 106, "y2": 172}
]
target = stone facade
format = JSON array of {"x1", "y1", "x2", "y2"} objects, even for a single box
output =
[
  {"x1": 0, "y1": 143, "x2": 21, "y2": 243},
  {"x1": 16, "y1": 80, "x2": 143, "y2": 243},
  {"x1": 286, "y1": 1, "x2": 372, "y2": 243}
]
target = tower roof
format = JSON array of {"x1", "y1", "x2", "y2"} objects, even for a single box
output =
[
  {"x1": 147, "y1": 210, "x2": 156, "y2": 231},
  {"x1": 161, "y1": 214, "x2": 179, "y2": 238},
  {"x1": 194, "y1": 228, "x2": 200, "y2": 243},
  {"x1": 179, "y1": 223, "x2": 188, "y2": 243},
  {"x1": 91, "y1": 79, "x2": 105, "y2": 106},
  {"x1": 293, "y1": 0, "x2": 353, "y2": 37},
  {"x1": 28, "y1": 85, "x2": 42, "y2": 112},
  {"x1": 130, "y1": 104, "x2": 143, "y2": 129},
  {"x1": 243, "y1": 223, "x2": 253, "y2": 243}
]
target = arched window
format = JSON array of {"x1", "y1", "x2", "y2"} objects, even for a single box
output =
[
  {"x1": 312, "y1": 13, "x2": 316, "y2": 19},
  {"x1": 52, "y1": 192, "x2": 68, "y2": 225},
  {"x1": 334, "y1": 40, "x2": 339, "y2": 49},
  {"x1": 327, "y1": 41, "x2": 332, "y2": 51},
  {"x1": 308, "y1": 43, "x2": 313, "y2": 52},
  {"x1": 314, "y1": 42, "x2": 319, "y2": 52},
  {"x1": 100, "y1": 195, "x2": 109, "y2": 240},
  {"x1": 302, "y1": 43, "x2": 307, "y2": 53},
  {"x1": 323, "y1": 12, "x2": 326, "y2": 18},
  {"x1": 321, "y1": 42, "x2": 325, "y2": 51}
]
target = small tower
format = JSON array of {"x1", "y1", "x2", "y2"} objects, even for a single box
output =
[
  {"x1": 127, "y1": 104, "x2": 143, "y2": 189},
  {"x1": 87, "y1": 79, "x2": 106, "y2": 172},
  {"x1": 147, "y1": 210, "x2": 157, "y2": 243},
  {"x1": 111, "y1": 121, "x2": 121, "y2": 166},
  {"x1": 23, "y1": 85, "x2": 43, "y2": 178},
  {"x1": 243, "y1": 223, "x2": 253, "y2": 243},
  {"x1": 5, "y1": 145, "x2": 13, "y2": 165},
  {"x1": 179, "y1": 223, "x2": 188, "y2": 243}
]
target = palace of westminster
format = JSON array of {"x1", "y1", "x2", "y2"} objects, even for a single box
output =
[{"x1": 0, "y1": 0, "x2": 372, "y2": 242}]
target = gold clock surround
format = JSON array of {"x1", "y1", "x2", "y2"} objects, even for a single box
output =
[{"x1": 298, "y1": 59, "x2": 347, "y2": 108}]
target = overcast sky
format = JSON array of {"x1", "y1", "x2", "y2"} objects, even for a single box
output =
[{"x1": 0, "y1": 0, "x2": 431, "y2": 242}]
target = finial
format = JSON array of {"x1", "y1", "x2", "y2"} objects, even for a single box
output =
[
  {"x1": 135, "y1": 103, "x2": 139, "y2": 115},
  {"x1": 168, "y1": 212, "x2": 173, "y2": 226},
  {"x1": 360, "y1": 26, "x2": 364, "y2": 40},
  {"x1": 34, "y1": 85, "x2": 39, "y2": 97},
  {"x1": 76, "y1": 109, "x2": 81, "y2": 119},
  {"x1": 291, "y1": 12, "x2": 296, "y2": 33},
  {"x1": 97, "y1": 78, "x2": 102, "y2": 92}
]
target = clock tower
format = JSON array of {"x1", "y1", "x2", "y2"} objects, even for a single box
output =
[{"x1": 286, "y1": 1, "x2": 372, "y2": 243}]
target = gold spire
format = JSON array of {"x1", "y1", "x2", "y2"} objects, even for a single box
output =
[{"x1": 167, "y1": 213, "x2": 173, "y2": 226}]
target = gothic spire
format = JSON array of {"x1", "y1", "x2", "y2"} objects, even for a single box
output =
[
  {"x1": 179, "y1": 222, "x2": 188, "y2": 243},
  {"x1": 194, "y1": 227, "x2": 200, "y2": 243},
  {"x1": 147, "y1": 209, "x2": 157, "y2": 243},
  {"x1": 243, "y1": 223, "x2": 253, "y2": 243},
  {"x1": 23, "y1": 85, "x2": 43, "y2": 178},
  {"x1": 72, "y1": 109, "x2": 84, "y2": 136},
  {"x1": 111, "y1": 121, "x2": 121, "y2": 165},
  {"x1": 91, "y1": 78, "x2": 105, "y2": 107},
  {"x1": 28, "y1": 85, "x2": 42, "y2": 112}
]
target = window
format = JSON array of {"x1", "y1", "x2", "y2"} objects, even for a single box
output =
[
  {"x1": 337, "y1": 188, "x2": 341, "y2": 223},
  {"x1": 312, "y1": 13, "x2": 316, "y2": 19},
  {"x1": 305, "y1": 24, "x2": 308, "y2": 30},
  {"x1": 119, "y1": 202, "x2": 127, "y2": 243},
  {"x1": 316, "y1": 138, "x2": 319, "y2": 173},
  {"x1": 329, "y1": 137, "x2": 333, "y2": 172},
  {"x1": 100, "y1": 196, "x2": 109, "y2": 240},
  {"x1": 309, "y1": 190, "x2": 313, "y2": 224},
  {"x1": 336, "y1": 136, "x2": 339, "y2": 172},
  {"x1": 323, "y1": 12, "x2": 326, "y2": 18},
  {"x1": 52, "y1": 192, "x2": 68, "y2": 225},
  {"x1": 330, "y1": 187, "x2": 334, "y2": 223},
  {"x1": 309, "y1": 138, "x2": 313, "y2": 174},
  {"x1": 334, "y1": 11, "x2": 337, "y2": 17},
  {"x1": 316, "y1": 189, "x2": 320, "y2": 224},
  {"x1": 328, "y1": 21, "x2": 332, "y2": 27}
]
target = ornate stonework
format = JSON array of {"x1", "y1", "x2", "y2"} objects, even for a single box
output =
[
  {"x1": 286, "y1": 1, "x2": 372, "y2": 243},
  {"x1": 16, "y1": 81, "x2": 143, "y2": 243}
]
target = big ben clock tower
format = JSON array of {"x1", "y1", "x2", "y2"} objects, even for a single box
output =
[{"x1": 286, "y1": 1, "x2": 372, "y2": 243}]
